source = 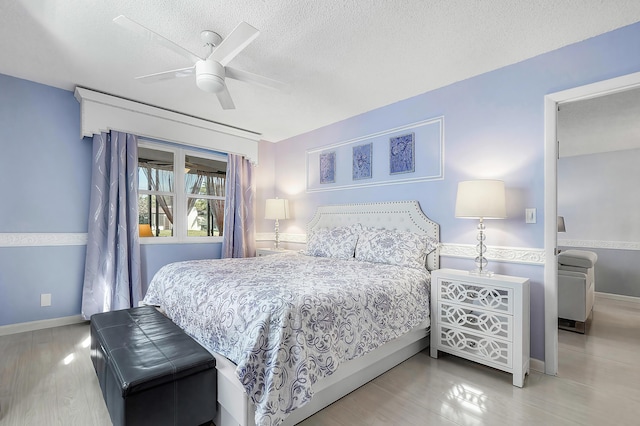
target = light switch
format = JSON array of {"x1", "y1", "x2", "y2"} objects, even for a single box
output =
[
  {"x1": 41, "y1": 293, "x2": 52, "y2": 307},
  {"x1": 525, "y1": 208, "x2": 537, "y2": 224}
]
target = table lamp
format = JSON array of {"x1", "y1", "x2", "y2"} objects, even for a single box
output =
[
  {"x1": 265, "y1": 198, "x2": 290, "y2": 250},
  {"x1": 455, "y1": 180, "x2": 507, "y2": 276}
]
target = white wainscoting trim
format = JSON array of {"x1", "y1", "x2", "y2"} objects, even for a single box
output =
[
  {"x1": 559, "y1": 238, "x2": 640, "y2": 251},
  {"x1": 439, "y1": 243, "x2": 546, "y2": 265},
  {"x1": 255, "y1": 233, "x2": 271, "y2": 241},
  {"x1": 256, "y1": 233, "x2": 307, "y2": 244},
  {"x1": 0, "y1": 315, "x2": 86, "y2": 337},
  {"x1": 0, "y1": 233, "x2": 88, "y2": 247},
  {"x1": 257, "y1": 234, "x2": 545, "y2": 265}
]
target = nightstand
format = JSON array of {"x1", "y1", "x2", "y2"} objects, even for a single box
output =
[
  {"x1": 256, "y1": 248, "x2": 293, "y2": 257},
  {"x1": 430, "y1": 268, "x2": 530, "y2": 387}
]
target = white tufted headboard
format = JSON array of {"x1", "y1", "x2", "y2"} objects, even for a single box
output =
[{"x1": 307, "y1": 200, "x2": 440, "y2": 271}]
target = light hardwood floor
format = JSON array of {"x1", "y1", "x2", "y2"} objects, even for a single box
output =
[{"x1": 1, "y1": 294, "x2": 638, "y2": 425}]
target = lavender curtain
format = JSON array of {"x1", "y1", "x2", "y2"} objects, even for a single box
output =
[
  {"x1": 221, "y1": 154, "x2": 256, "y2": 258},
  {"x1": 81, "y1": 131, "x2": 142, "y2": 319}
]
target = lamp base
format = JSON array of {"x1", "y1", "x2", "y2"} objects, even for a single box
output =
[{"x1": 468, "y1": 268, "x2": 495, "y2": 277}]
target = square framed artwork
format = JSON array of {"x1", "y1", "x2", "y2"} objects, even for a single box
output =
[
  {"x1": 319, "y1": 151, "x2": 336, "y2": 184},
  {"x1": 352, "y1": 143, "x2": 372, "y2": 180},
  {"x1": 389, "y1": 133, "x2": 415, "y2": 175}
]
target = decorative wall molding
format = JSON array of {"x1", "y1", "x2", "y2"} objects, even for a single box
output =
[
  {"x1": 559, "y1": 238, "x2": 640, "y2": 251},
  {"x1": 439, "y1": 243, "x2": 546, "y2": 265},
  {"x1": 0, "y1": 233, "x2": 88, "y2": 247},
  {"x1": 256, "y1": 233, "x2": 307, "y2": 244},
  {"x1": 305, "y1": 117, "x2": 445, "y2": 193},
  {"x1": 257, "y1": 233, "x2": 546, "y2": 266},
  {"x1": 74, "y1": 87, "x2": 260, "y2": 163}
]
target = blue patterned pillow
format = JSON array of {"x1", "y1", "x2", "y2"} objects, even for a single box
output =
[
  {"x1": 355, "y1": 228, "x2": 438, "y2": 269},
  {"x1": 304, "y1": 226, "x2": 359, "y2": 259}
]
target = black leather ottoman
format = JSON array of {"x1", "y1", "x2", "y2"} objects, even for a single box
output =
[{"x1": 90, "y1": 306, "x2": 217, "y2": 426}]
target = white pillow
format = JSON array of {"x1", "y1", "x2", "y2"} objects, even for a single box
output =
[
  {"x1": 355, "y1": 228, "x2": 438, "y2": 269},
  {"x1": 304, "y1": 226, "x2": 359, "y2": 260}
]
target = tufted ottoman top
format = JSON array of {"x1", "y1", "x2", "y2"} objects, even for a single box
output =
[
  {"x1": 91, "y1": 305, "x2": 215, "y2": 397},
  {"x1": 558, "y1": 249, "x2": 598, "y2": 269}
]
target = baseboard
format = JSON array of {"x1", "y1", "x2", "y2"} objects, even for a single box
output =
[
  {"x1": 595, "y1": 292, "x2": 640, "y2": 304},
  {"x1": 0, "y1": 315, "x2": 86, "y2": 336},
  {"x1": 530, "y1": 358, "x2": 545, "y2": 373}
]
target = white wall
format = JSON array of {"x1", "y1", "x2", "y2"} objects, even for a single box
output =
[{"x1": 558, "y1": 148, "x2": 640, "y2": 297}]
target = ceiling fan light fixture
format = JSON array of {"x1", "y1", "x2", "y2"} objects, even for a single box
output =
[
  {"x1": 196, "y1": 60, "x2": 225, "y2": 93},
  {"x1": 115, "y1": 16, "x2": 285, "y2": 109}
]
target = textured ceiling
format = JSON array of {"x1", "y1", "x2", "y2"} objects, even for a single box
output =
[{"x1": 1, "y1": 1, "x2": 640, "y2": 142}]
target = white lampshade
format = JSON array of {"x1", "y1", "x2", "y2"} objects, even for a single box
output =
[
  {"x1": 455, "y1": 180, "x2": 507, "y2": 219},
  {"x1": 265, "y1": 198, "x2": 290, "y2": 220}
]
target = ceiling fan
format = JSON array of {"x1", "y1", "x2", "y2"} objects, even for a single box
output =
[{"x1": 113, "y1": 15, "x2": 288, "y2": 110}]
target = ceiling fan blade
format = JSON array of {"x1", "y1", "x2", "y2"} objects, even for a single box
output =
[
  {"x1": 208, "y1": 21, "x2": 259, "y2": 66},
  {"x1": 113, "y1": 15, "x2": 203, "y2": 64},
  {"x1": 216, "y1": 85, "x2": 236, "y2": 110},
  {"x1": 225, "y1": 66, "x2": 290, "y2": 93},
  {"x1": 135, "y1": 66, "x2": 195, "y2": 83}
]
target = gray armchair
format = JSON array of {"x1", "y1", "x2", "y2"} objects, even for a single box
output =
[{"x1": 558, "y1": 249, "x2": 598, "y2": 333}]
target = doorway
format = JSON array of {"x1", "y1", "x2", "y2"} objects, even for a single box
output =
[{"x1": 543, "y1": 71, "x2": 640, "y2": 375}]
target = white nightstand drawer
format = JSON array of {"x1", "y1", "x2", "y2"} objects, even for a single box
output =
[
  {"x1": 437, "y1": 302, "x2": 513, "y2": 341},
  {"x1": 437, "y1": 325, "x2": 512, "y2": 369},
  {"x1": 439, "y1": 278, "x2": 513, "y2": 314}
]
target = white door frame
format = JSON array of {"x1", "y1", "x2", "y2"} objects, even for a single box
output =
[{"x1": 543, "y1": 71, "x2": 640, "y2": 375}]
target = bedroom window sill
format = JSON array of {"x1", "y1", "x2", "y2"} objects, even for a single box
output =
[{"x1": 140, "y1": 236, "x2": 223, "y2": 245}]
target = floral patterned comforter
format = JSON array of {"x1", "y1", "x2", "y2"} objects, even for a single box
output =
[{"x1": 142, "y1": 251, "x2": 431, "y2": 426}]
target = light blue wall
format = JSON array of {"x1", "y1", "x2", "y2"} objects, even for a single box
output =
[
  {"x1": 0, "y1": 74, "x2": 90, "y2": 232},
  {"x1": 559, "y1": 148, "x2": 640, "y2": 297},
  {"x1": 0, "y1": 74, "x2": 89, "y2": 325},
  {"x1": 140, "y1": 243, "x2": 222, "y2": 294},
  {"x1": 0, "y1": 246, "x2": 86, "y2": 324},
  {"x1": 260, "y1": 22, "x2": 640, "y2": 361},
  {"x1": 0, "y1": 74, "x2": 222, "y2": 327}
]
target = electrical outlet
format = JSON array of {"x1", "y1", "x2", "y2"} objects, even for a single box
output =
[
  {"x1": 525, "y1": 208, "x2": 537, "y2": 224},
  {"x1": 41, "y1": 293, "x2": 51, "y2": 307}
]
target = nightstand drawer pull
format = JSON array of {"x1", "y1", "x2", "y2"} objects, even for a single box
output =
[
  {"x1": 438, "y1": 303, "x2": 512, "y2": 340},
  {"x1": 440, "y1": 280, "x2": 512, "y2": 313}
]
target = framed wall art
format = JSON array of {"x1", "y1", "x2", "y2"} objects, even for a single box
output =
[
  {"x1": 305, "y1": 116, "x2": 444, "y2": 192},
  {"x1": 319, "y1": 151, "x2": 336, "y2": 184},
  {"x1": 352, "y1": 143, "x2": 372, "y2": 180},
  {"x1": 389, "y1": 133, "x2": 415, "y2": 175}
]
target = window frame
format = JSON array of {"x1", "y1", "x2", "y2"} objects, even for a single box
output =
[{"x1": 138, "y1": 140, "x2": 227, "y2": 245}]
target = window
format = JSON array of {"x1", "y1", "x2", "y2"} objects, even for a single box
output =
[
  {"x1": 185, "y1": 154, "x2": 226, "y2": 237},
  {"x1": 138, "y1": 141, "x2": 227, "y2": 242},
  {"x1": 138, "y1": 147, "x2": 175, "y2": 237}
]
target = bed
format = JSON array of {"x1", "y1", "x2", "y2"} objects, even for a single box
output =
[{"x1": 142, "y1": 200, "x2": 440, "y2": 426}]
